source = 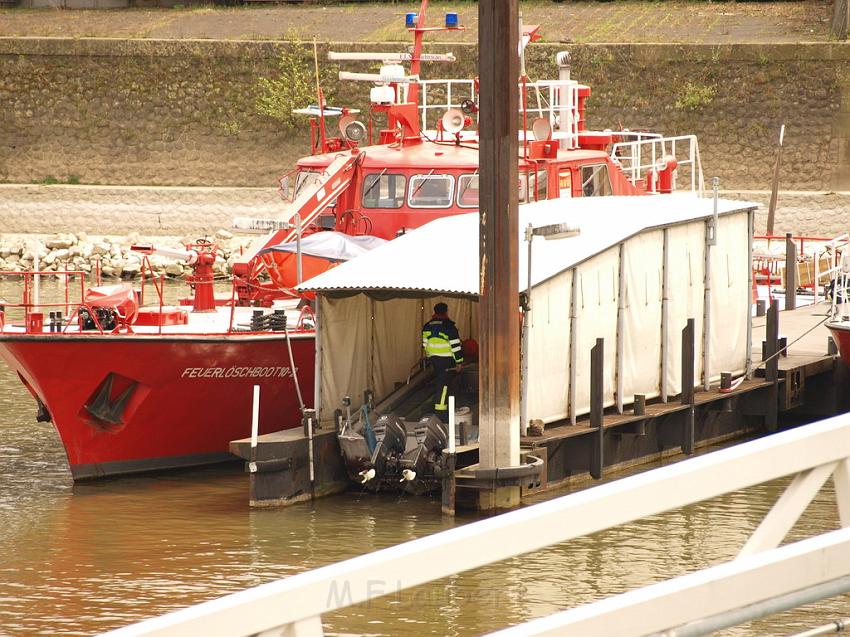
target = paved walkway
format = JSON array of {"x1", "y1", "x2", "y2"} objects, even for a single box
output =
[{"x1": 0, "y1": 1, "x2": 837, "y2": 44}]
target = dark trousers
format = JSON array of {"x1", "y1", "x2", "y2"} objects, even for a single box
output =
[{"x1": 430, "y1": 357, "x2": 455, "y2": 422}]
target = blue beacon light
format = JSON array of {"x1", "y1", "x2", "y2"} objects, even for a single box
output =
[
  {"x1": 405, "y1": 13, "x2": 417, "y2": 28},
  {"x1": 445, "y1": 12, "x2": 459, "y2": 28}
]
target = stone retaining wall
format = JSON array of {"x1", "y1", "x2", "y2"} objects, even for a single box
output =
[
  {"x1": 1, "y1": 39, "x2": 849, "y2": 190},
  {"x1": 728, "y1": 190, "x2": 850, "y2": 237}
]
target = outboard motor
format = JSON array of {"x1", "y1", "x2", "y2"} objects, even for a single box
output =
[
  {"x1": 399, "y1": 415, "x2": 450, "y2": 493},
  {"x1": 370, "y1": 414, "x2": 407, "y2": 483},
  {"x1": 422, "y1": 415, "x2": 449, "y2": 452}
]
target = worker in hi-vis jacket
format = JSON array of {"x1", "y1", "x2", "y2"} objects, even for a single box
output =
[{"x1": 421, "y1": 302, "x2": 464, "y2": 422}]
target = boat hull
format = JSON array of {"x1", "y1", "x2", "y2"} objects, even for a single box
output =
[
  {"x1": 0, "y1": 333, "x2": 314, "y2": 479},
  {"x1": 827, "y1": 321, "x2": 850, "y2": 367}
]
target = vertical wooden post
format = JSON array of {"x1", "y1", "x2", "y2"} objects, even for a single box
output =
[
  {"x1": 441, "y1": 453, "x2": 457, "y2": 516},
  {"x1": 590, "y1": 338, "x2": 604, "y2": 480},
  {"x1": 765, "y1": 300, "x2": 780, "y2": 431},
  {"x1": 785, "y1": 232, "x2": 797, "y2": 311},
  {"x1": 634, "y1": 394, "x2": 646, "y2": 416},
  {"x1": 681, "y1": 319, "x2": 695, "y2": 455},
  {"x1": 478, "y1": 0, "x2": 520, "y2": 473}
]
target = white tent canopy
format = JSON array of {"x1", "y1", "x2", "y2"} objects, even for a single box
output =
[
  {"x1": 298, "y1": 194, "x2": 754, "y2": 297},
  {"x1": 299, "y1": 194, "x2": 757, "y2": 427}
]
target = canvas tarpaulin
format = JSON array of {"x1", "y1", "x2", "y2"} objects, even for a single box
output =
[
  {"x1": 523, "y1": 210, "x2": 750, "y2": 423},
  {"x1": 622, "y1": 228, "x2": 664, "y2": 402},
  {"x1": 526, "y1": 272, "x2": 572, "y2": 423}
]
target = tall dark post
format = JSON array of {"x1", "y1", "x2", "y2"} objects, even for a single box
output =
[
  {"x1": 785, "y1": 232, "x2": 797, "y2": 311},
  {"x1": 590, "y1": 338, "x2": 605, "y2": 480},
  {"x1": 681, "y1": 319, "x2": 696, "y2": 455},
  {"x1": 478, "y1": 0, "x2": 520, "y2": 476},
  {"x1": 765, "y1": 300, "x2": 780, "y2": 431}
]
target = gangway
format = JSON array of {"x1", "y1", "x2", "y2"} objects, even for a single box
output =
[
  {"x1": 101, "y1": 413, "x2": 850, "y2": 637},
  {"x1": 230, "y1": 153, "x2": 360, "y2": 298}
]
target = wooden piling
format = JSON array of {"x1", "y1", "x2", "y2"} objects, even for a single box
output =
[
  {"x1": 681, "y1": 319, "x2": 696, "y2": 455},
  {"x1": 634, "y1": 394, "x2": 646, "y2": 416},
  {"x1": 590, "y1": 338, "x2": 604, "y2": 480},
  {"x1": 785, "y1": 233, "x2": 797, "y2": 311},
  {"x1": 765, "y1": 300, "x2": 780, "y2": 431},
  {"x1": 441, "y1": 453, "x2": 457, "y2": 516},
  {"x1": 477, "y1": 0, "x2": 520, "y2": 475}
]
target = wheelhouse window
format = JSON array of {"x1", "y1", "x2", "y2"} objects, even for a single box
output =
[
  {"x1": 293, "y1": 170, "x2": 322, "y2": 200},
  {"x1": 457, "y1": 174, "x2": 479, "y2": 208},
  {"x1": 519, "y1": 169, "x2": 548, "y2": 203},
  {"x1": 581, "y1": 164, "x2": 613, "y2": 197},
  {"x1": 408, "y1": 174, "x2": 455, "y2": 208},
  {"x1": 362, "y1": 173, "x2": 407, "y2": 209}
]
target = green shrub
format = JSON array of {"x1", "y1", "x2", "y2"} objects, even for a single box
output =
[
  {"x1": 256, "y1": 37, "x2": 336, "y2": 132},
  {"x1": 675, "y1": 82, "x2": 716, "y2": 110}
]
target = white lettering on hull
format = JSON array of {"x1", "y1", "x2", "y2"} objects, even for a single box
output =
[{"x1": 180, "y1": 366, "x2": 296, "y2": 380}]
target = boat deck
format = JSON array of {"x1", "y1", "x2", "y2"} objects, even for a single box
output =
[{"x1": 0, "y1": 304, "x2": 312, "y2": 337}]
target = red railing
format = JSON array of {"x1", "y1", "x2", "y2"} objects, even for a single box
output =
[
  {"x1": 0, "y1": 270, "x2": 88, "y2": 334},
  {"x1": 0, "y1": 268, "x2": 314, "y2": 338},
  {"x1": 138, "y1": 255, "x2": 167, "y2": 335}
]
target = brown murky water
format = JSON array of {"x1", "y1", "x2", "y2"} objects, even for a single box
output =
[{"x1": 0, "y1": 280, "x2": 847, "y2": 636}]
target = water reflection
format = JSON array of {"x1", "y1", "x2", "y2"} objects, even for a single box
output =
[{"x1": 0, "y1": 280, "x2": 848, "y2": 635}]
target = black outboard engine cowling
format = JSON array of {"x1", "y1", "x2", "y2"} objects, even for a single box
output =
[
  {"x1": 423, "y1": 416, "x2": 449, "y2": 452},
  {"x1": 370, "y1": 414, "x2": 407, "y2": 481},
  {"x1": 398, "y1": 415, "x2": 451, "y2": 494}
]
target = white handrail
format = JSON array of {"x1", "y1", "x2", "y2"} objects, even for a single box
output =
[
  {"x1": 611, "y1": 134, "x2": 704, "y2": 195},
  {"x1": 488, "y1": 528, "x2": 850, "y2": 637},
  {"x1": 102, "y1": 413, "x2": 850, "y2": 637},
  {"x1": 417, "y1": 78, "x2": 581, "y2": 149}
]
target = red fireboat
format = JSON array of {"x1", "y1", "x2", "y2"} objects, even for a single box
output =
[{"x1": 0, "y1": 0, "x2": 704, "y2": 479}]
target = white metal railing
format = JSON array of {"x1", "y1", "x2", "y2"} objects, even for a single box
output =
[
  {"x1": 830, "y1": 250, "x2": 850, "y2": 321},
  {"x1": 611, "y1": 134, "x2": 705, "y2": 196},
  {"x1": 517, "y1": 79, "x2": 580, "y2": 148},
  {"x1": 102, "y1": 414, "x2": 850, "y2": 637},
  {"x1": 418, "y1": 78, "x2": 478, "y2": 132},
  {"x1": 817, "y1": 234, "x2": 849, "y2": 305},
  {"x1": 417, "y1": 78, "x2": 581, "y2": 149}
]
